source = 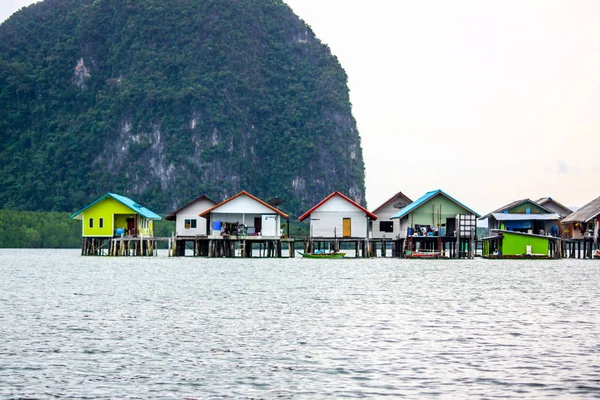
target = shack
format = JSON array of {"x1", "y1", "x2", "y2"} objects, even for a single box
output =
[
  {"x1": 165, "y1": 195, "x2": 217, "y2": 256},
  {"x1": 390, "y1": 189, "x2": 480, "y2": 258},
  {"x1": 298, "y1": 191, "x2": 378, "y2": 257},
  {"x1": 561, "y1": 195, "x2": 600, "y2": 258},
  {"x1": 198, "y1": 190, "x2": 292, "y2": 257},
  {"x1": 70, "y1": 192, "x2": 162, "y2": 256},
  {"x1": 482, "y1": 229, "x2": 560, "y2": 259}
]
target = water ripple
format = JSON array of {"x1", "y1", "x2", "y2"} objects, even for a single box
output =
[{"x1": 0, "y1": 249, "x2": 599, "y2": 398}]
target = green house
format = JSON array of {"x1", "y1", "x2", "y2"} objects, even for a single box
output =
[
  {"x1": 479, "y1": 198, "x2": 560, "y2": 236},
  {"x1": 70, "y1": 193, "x2": 161, "y2": 237},
  {"x1": 390, "y1": 189, "x2": 480, "y2": 238},
  {"x1": 482, "y1": 230, "x2": 550, "y2": 259}
]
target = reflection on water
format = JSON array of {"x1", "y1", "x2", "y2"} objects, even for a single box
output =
[{"x1": 0, "y1": 249, "x2": 599, "y2": 399}]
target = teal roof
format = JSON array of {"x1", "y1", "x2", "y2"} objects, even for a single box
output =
[
  {"x1": 390, "y1": 189, "x2": 480, "y2": 219},
  {"x1": 70, "y1": 193, "x2": 162, "y2": 220}
]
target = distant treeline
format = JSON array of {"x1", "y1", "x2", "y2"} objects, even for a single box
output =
[{"x1": 0, "y1": 210, "x2": 175, "y2": 248}]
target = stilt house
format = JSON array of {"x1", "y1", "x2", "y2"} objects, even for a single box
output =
[
  {"x1": 298, "y1": 191, "x2": 377, "y2": 239},
  {"x1": 370, "y1": 191, "x2": 412, "y2": 239},
  {"x1": 390, "y1": 189, "x2": 479, "y2": 258},
  {"x1": 70, "y1": 192, "x2": 161, "y2": 238},
  {"x1": 480, "y1": 199, "x2": 561, "y2": 236},
  {"x1": 165, "y1": 195, "x2": 217, "y2": 237},
  {"x1": 561, "y1": 195, "x2": 600, "y2": 242},
  {"x1": 391, "y1": 189, "x2": 479, "y2": 239},
  {"x1": 200, "y1": 190, "x2": 288, "y2": 238},
  {"x1": 480, "y1": 198, "x2": 562, "y2": 259}
]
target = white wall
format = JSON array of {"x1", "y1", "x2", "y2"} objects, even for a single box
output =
[
  {"x1": 371, "y1": 203, "x2": 402, "y2": 239},
  {"x1": 310, "y1": 210, "x2": 369, "y2": 238},
  {"x1": 175, "y1": 198, "x2": 214, "y2": 236},
  {"x1": 209, "y1": 211, "x2": 282, "y2": 238},
  {"x1": 215, "y1": 195, "x2": 275, "y2": 214}
]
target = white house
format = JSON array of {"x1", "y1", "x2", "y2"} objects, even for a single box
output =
[
  {"x1": 200, "y1": 190, "x2": 288, "y2": 238},
  {"x1": 298, "y1": 191, "x2": 377, "y2": 239},
  {"x1": 370, "y1": 191, "x2": 412, "y2": 239},
  {"x1": 165, "y1": 195, "x2": 217, "y2": 236}
]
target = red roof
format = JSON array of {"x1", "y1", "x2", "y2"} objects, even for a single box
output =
[
  {"x1": 199, "y1": 190, "x2": 289, "y2": 219},
  {"x1": 298, "y1": 191, "x2": 377, "y2": 221}
]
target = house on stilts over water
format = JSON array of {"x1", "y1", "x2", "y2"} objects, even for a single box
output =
[
  {"x1": 298, "y1": 191, "x2": 378, "y2": 257},
  {"x1": 390, "y1": 189, "x2": 480, "y2": 258},
  {"x1": 561, "y1": 195, "x2": 600, "y2": 259},
  {"x1": 165, "y1": 195, "x2": 218, "y2": 256},
  {"x1": 479, "y1": 198, "x2": 562, "y2": 259},
  {"x1": 198, "y1": 190, "x2": 293, "y2": 258},
  {"x1": 71, "y1": 193, "x2": 162, "y2": 256}
]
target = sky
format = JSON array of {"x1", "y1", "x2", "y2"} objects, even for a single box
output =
[{"x1": 2, "y1": 1, "x2": 599, "y2": 215}]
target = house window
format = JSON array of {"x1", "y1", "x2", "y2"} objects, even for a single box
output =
[
  {"x1": 379, "y1": 221, "x2": 394, "y2": 233},
  {"x1": 99, "y1": 218, "x2": 104, "y2": 228},
  {"x1": 89, "y1": 218, "x2": 94, "y2": 228},
  {"x1": 185, "y1": 219, "x2": 197, "y2": 229}
]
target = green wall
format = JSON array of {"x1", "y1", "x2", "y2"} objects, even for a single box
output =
[
  {"x1": 409, "y1": 194, "x2": 473, "y2": 226},
  {"x1": 81, "y1": 197, "x2": 134, "y2": 237},
  {"x1": 507, "y1": 201, "x2": 547, "y2": 215},
  {"x1": 501, "y1": 232, "x2": 548, "y2": 256}
]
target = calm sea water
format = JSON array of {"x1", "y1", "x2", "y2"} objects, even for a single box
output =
[{"x1": 0, "y1": 249, "x2": 599, "y2": 399}]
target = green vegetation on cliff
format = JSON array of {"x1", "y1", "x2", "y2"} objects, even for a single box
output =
[{"x1": 0, "y1": 0, "x2": 365, "y2": 217}]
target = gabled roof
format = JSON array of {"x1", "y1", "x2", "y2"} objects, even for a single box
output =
[
  {"x1": 165, "y1": 195, "x2": 217, "y2": 221},
  {"x1": 562, "y1": 195, "x2": 600, "y2": 223},
  {"x1": 371, "y1": 191, "x2": 412, "y2": 214},
  {"x1": 480, "y1": 198, "x2": 554, "y2": 220},
  {"x1": 390, "y1": 189, "x2": 480, "y2": 219},
  {"x1": 298, "y1": 191, "x2": 377, "y2": 221},
  {"x1": 70, "y1": 193, "x2": 162, "y2": 220},
  {"x1": 535, "y1": 197, "x2": 573, "y2": 218},
  {"x1": 199, "y1": 190, "x2": 289, "y2": 219}
]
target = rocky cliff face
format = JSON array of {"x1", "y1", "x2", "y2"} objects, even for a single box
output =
[{"x1": 0, "y1": 0, "x2": 365, "y2": 216}]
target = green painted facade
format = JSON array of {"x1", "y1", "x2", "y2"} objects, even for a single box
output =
[
  {"x1": 501, "y1": 231, "x2": 548, "y2": 256},
  {"x1": 76, "y1": 197, "x2": 155, "y2": 237},
  {"x1": 506, "y1": 201, "x2": 547, "y2": 215},
  {"x1": 407, "y1": 194, "x2": 472, "y2": 226}
]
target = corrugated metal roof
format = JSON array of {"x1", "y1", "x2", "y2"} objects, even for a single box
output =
[
  {"x1": 562, "y1": 195, "x2": 600, "y2": 223},
  {"x1": 390, "y1": 189, "x2": 480, "y2": 219},
  {"x1": 70, "y1": 193, "x2": 162, "y2": 220},
  {"x1": 535, "y1": 197, "x2": 573, "y2": 218},
  {"x1": 491, "y1": 213, "x2": 560, "y2": 221}
]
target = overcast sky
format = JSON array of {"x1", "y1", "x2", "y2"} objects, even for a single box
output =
[{"x1": 2, "y1": 1, "x2": 599, "y2": 214}]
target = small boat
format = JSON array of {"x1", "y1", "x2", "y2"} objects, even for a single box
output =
[
  {"x1": 405, "y1": 250, "x2": 440, "y2": 259},
  {"x1": 297, "y1": 251, "x2": 346, "y2": 259}
]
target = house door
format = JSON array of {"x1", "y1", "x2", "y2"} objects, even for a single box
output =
[
  {"x1": 262, "y1": 215, "x2": 278, "y2": 237},
  {"x1": 254, "y1": 217, "x2": 262, "y2": 234},
  {"x1": 446, "y1": 218, "x2": 456, "y2": 237},
  {"x1": 127, "y1": 218, "x2": 136, "y2": 236},
  {"x1": 343, "y1": 218, "x2": 352, "y2": 238}
]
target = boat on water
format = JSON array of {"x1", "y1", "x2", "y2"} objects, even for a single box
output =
[
  {"x1": 297, "y1": 250, "x2": 346, "y2": 259},
  {"x1": 405, "y1": 250, "x2": 441, "y2": 259}
]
